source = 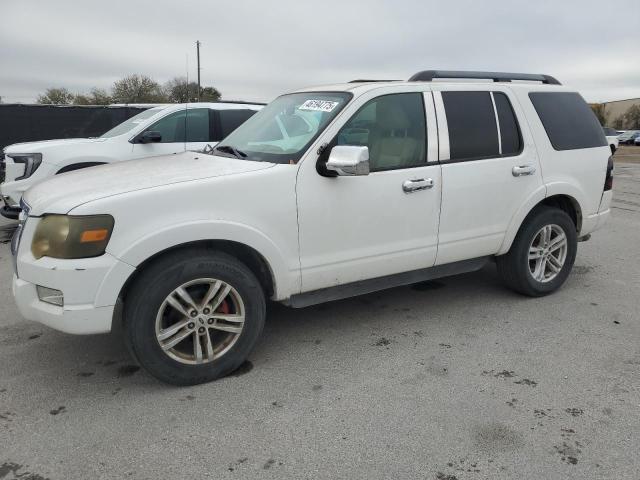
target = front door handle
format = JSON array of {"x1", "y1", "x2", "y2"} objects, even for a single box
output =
[
  {"x1": 512, "y1": 165, "x2": 536, "y2": 177},
  {"x1": 402, "y1": 178, "x2": 434, "y2": 193}
]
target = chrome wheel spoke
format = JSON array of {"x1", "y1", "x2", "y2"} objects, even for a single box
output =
[
  {"x1": 548, "y1": 233, "x2": 566, "y2": 252},
  {"x1": 211, "y1": 313, "x2": 244, "y2": 323},
  {"x1": 201, "y1": 280, "x2": 222, "y2": 308},
  {"x1": 157, "y1": 319, "x2": 190, "y2": 341},
  {"x1": 161, "y1": 327, "x2": 192, "y2": 350},
  {"x1": 175, "y1": 287, "x2": 198, "y2": 312},
  {"x1": 166, "y1": 295, "x2": 191, "y2": 318},
  {"x1": 209, "y1": 284, "x2": 232, "y2": 312},
  {"x1": 204, "y1": 330, "x2": 215, "y2": 360},
  {"x1": 194, "y1": 332, "x2": 203, "y2": 363},
  {"x1": 533, "y1": 257, "x2": 546, "y2": 281},
  {"x1": 547, "y1": 254, "x2": 563, "y2": 272},
  {"x1": 209, "y1": 323, "x2": 243, "y2": 334}
]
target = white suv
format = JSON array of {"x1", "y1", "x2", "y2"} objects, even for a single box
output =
[
  {"x1": 10, "y1": 70, "x2": 612, "y2": 385},
  {"x1": 0, "y1": 102, "x2": 263, "y2": 219}
]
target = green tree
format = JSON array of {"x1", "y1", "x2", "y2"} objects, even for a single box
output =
[
  {"x1": 72, "y1": 88, "x2": 112, "y2": 105},
  {"x1": 164, "y1": 77, "x2": 199, "y2": 103},
  {"x1": 590, "y1": 103, "x2": 608, "y2": 126},
  {"x1": 164, "y1": 77, "x2": 222, "y2": 103},
  {"x1": 613, "y1": 115, "x2": 624, "y2": 130},
  {"x1": 200, "y1": 86, "x2": 221, "y2": 101},
  {"x1": 622, "y1": 104, "x2": 640, "y2": 130},
  {"x1": 36, "y1": 87, "x2": 74, "y2": 105},
  {"x1": 111, "y1": 74, "x2": 167, "y2": 103}
]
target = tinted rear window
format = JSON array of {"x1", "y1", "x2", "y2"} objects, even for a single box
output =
[
  {"x1": 529, "y1": 92, "x2": 607, "y2": 150},
  {"x1": 494, "y1": 92, "x2": 522, "y2": 156},
  {"x1": 218, "y1": 109, "x2": 258, "y2": 139},
  {"x1": 442, "y1": 91, "x2": 499, "y2": 161}
]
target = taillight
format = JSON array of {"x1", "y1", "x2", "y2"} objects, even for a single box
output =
[{"x1": 604, "y1": 156, "x2": 613, "y2": 191}]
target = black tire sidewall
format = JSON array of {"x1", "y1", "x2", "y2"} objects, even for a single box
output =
[
  {"x1": 512, "y1": 208, "x2": 577, "y2": 296},
  {"x1": 124, "y1": 251, "x2": 265, "y2": 385}
]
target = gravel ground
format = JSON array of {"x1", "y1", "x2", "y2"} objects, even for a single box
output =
[{"x1": 0, "y1": 161, "x2": 638, "y2": 480}]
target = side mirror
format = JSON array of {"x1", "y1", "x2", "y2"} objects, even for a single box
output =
[
  {"x1": 326, "y1": 145, "x2": 370, "y2": 176},
  {"x1": 137, "y1": 130, "x2": 162, "y2": 144}
]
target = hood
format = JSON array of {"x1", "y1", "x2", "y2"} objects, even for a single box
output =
[
  {"x1": 4, "y1": 137, "x2": 107, "y2": 153},
  {"x1": 24, "y1": 151, "x2": 275, "y2": 215}
]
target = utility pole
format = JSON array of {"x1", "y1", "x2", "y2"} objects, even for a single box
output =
[{"x1": 196, "y1": 40, "x2": 201, "y2": 102}]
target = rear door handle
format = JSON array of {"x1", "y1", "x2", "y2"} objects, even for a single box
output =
[
  {"x1": 402, "y1": 178, "x2": 434, "y2": 193},
  {"x1": 512, "y1": 165, "x2": 536, "y2": 177}
]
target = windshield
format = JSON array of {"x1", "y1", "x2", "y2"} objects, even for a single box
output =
[
  {"x1": 213, "y1": 92, "x2": 352, "y2": 163},
  {"x1": 100, "y1": 107, "x2": 165, "y2": 138}
]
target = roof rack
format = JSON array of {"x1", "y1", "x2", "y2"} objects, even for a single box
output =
[{"x1": 408, "y1": 70, "x2": 561, "y2": 85}]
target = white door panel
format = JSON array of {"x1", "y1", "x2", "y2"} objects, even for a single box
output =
[
  {"x1": 433, "y1": 86, "x2": 543, "y2": 265},
  {"x1": 297, "y1": 165, "x2": 442, "y2": 291}
]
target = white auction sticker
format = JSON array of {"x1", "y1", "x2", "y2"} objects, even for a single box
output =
[{"x1": 299, "y1": 100, "x2": 339, "y2": 112}]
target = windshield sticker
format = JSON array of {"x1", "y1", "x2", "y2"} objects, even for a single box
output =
[{"x1": 299, "y1": 100, "x2": 340, "y2": 112}]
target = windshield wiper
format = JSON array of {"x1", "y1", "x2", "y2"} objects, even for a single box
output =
[{"x1": 214, "y1": 145, "x2": 247, "y2": 159}]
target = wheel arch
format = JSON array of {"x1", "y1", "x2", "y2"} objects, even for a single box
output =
[
  {"x1": 498, "y1": 190, "x2": 582, "y2": 255},
  {"x1": 117, "y1": 239, "x2": 277, "y2": 310}
]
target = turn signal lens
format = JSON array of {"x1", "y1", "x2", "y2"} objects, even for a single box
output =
[
  {"x1": 32, "y1": 215, "x2": 114, "y2": 259},
  {"x1": 80, "y1": 229, "x2": 109, "y2": 243}
]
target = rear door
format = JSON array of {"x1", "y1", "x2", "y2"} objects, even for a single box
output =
[{"x1": 433, "y1": 86, "x2": 543, "y2": 265}]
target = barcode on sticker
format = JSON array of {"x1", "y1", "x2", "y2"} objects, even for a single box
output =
[{"x1": 299, "y1": 100, "x2": 339, "y2": 112}]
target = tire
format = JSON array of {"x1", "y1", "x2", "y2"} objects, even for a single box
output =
[
  {"x1": 496, "y1": 207, "x2": 577, "y2": 297},
  {"x1": 123, "y1": 249, "x2": 266, "y2": 386}
]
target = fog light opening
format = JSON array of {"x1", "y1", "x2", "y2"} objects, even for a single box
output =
[{"x1": 36, "y1": 286, "x2": 64, "y2": 307}]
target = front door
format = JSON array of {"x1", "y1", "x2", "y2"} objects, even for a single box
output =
[{"x1": 296, "y1": 91, "x2": 442, "y2": 293}]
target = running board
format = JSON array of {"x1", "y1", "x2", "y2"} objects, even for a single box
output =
[{"x1": 285, "y1": 257, "x2": 490, "y2": 308}]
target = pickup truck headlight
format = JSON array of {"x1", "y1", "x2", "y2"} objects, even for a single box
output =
[
  {"x1": 9, "y1": 153, "x2": 43, "y2": 180},
  {"x1": 31, "y1": 215, "x2": 114, "y2": 260}
]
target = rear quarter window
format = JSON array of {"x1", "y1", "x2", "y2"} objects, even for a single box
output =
[{"x1": 529, "y1": 92, "x2": 607, "y2": 151}]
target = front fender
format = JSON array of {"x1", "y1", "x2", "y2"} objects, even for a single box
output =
[{"x1": 110, "y1": 220, "x2": 300, "y2": 301}]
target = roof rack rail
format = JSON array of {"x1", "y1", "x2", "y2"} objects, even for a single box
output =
[
  {"x1": 408, "y1": 70, "x2": 561, "y2": 85},
  {"x1": 348, "y1": 79, "x2": 400, "y2": 83}
]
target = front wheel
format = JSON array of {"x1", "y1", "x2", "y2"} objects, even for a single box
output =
[
  {"x1": 497, "y1": 207, "x2": 577, "y2": 297},
  {"x1": 124, "y1": 250, "x2": 266, "y2": 385}
]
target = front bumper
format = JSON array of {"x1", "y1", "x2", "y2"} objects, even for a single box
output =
[
  {"x1": 12, "y1": 220, "x2": 136, "y2": 334},
  {"x1": 13, "y1": 275, "x2": 116, "y2": 334}
]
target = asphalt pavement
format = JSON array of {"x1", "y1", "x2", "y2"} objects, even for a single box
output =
[{"x1": 0, "y1": 162, "x2": 638, "y2": 480}]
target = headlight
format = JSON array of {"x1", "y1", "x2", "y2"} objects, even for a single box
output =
[
  {"x1": 9, "y1": 153, "x2": 43, "y2": 180},
  {"x1": 31, "y1": 215, "x2": 114, "y2": 260}
]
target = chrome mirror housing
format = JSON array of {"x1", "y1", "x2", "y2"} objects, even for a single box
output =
[{"x1": 326, "y1": 146, "x2": 370, "y2": 176}]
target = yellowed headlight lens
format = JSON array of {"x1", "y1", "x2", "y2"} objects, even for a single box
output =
[{"x1": 31, "y1": 215, "x2": 114, "y2": 260}]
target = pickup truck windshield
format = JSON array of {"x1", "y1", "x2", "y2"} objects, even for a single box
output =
[
  {"x1": 214, "y1": 92, "x2": 352, "y2": 163},
  {"x1": 100, "y1": 107, "x2": 165, "y2": 138}
]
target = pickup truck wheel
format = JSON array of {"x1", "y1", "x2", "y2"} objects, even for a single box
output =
[
  {"x1": 496, "y1": 207, "x2": 577, "y2": 297},
  {"x1": 124, "y1": 250, "x2": 265, "y2": 385}
]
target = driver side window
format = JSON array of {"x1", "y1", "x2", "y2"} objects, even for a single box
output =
[{"x1": 337, "y1": 93, "x2": 427, "y2": 171}]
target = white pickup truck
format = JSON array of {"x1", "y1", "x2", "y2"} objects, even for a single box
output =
[{"x1": 0, "y1": 102, "x2": 263, "y2": 219}]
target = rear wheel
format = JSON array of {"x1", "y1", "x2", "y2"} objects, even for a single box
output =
[
  {"x1": 124, "y1": 250, "x2": 265, "y2": 385},
  {"x1": 497, "y1": 207, "x2": 577, "y2": 297}
]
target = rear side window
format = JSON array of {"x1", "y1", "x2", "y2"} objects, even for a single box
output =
[
  {"x1": 603, "y1": 127, "x2": 618, "y2": 136},
  {"x1": 494, "y1": 92, "x2": 522, "y2": 156},
  {"x1": 442, "y1": 91, "x2": 499, "y2": 161},
  {"x1": 529, "y1": 92, "x2": 607, "y2": 150},
  {"x1": 218, "y1": 109, "x2": 258, "y2": 139}
]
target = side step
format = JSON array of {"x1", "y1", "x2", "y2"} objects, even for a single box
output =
[{"x1": 285, "y1": 257, "x2": 490, "y2": 308}]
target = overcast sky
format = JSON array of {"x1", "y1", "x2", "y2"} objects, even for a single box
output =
[{"x1": 1, "y1": 0, "x2": 638, "y2": 104}]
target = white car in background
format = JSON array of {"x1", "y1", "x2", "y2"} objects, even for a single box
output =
[
  {"x1": 0, "y1": 102, "x2": 263, "y2": 219},
  {"x1": 603, "y1": 127, "x2": 619, "y2": 154}
]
